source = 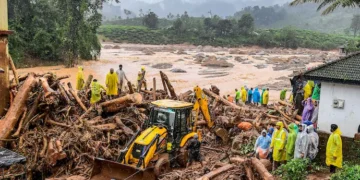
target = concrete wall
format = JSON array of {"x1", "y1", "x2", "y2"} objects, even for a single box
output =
[{"x1": 318, "y1": 82, "x2": 360, "y2": 137}]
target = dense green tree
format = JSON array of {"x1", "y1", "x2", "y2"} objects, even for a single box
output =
[
  {"x1": 237, "y1": 13, "x2": 254, "y2": 35},
  {"x1": 257, "y1": 31, "x2": 276, "y2": 48},
  {"x1": 216, "y1": 19, "x2": 233, "y2": 36},
  {"x1": 143, "y1": 12, "x2": 159, "y2": 29},
  {"x1": 279, "y1": 26, "x2": 299, "y2": 49},
  {"x1": 173, "y1": 19, "x2": 184, "y2": 34},
  {"x1": 350, "y1": 14, "x2": 360, "y2": 37}
]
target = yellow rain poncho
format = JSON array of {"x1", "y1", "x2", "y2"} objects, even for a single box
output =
[
  {"x1": 263, "y1": 90, "x2": 269, "y2": 105},
  {"x1": 303, "y1": 80, "x2": 314, "y2": 100},
  {"x1": 271, "y1": 122, "x2": 287, "y2": 161},
  {"x1": 76, "y1": 66, "x2": 85, "y2": 90},
  {"x1": 241, "y1": 87, "x2": 247, "y2": 103},
  {"x1": 106, "y1": 72, "x2": 118, "y2": 96},
  {"x1": 90, "y1": 81, "x2": 105, "y2": 104},
  {"x1": 326, "y1": 128, "x2": 343, "y2": 168}
]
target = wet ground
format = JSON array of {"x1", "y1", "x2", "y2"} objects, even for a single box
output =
[{"x1": 18, "y1": 43, "x2": 338, "y2": 102}]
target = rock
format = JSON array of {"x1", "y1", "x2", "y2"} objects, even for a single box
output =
[
  {"x1": 170, "y1": 68, "x2": 187, "y2": 73},
  {"x1": 175, "y1": 59, "x2": 184, "y2": 62},
  {"x1": 176, "y1": 49, "x2": 187, "y2": 55},
  {"x1": 254, "y1": 64, "x2": 268, "y2": 69},
  {"x1": 151, "y1": 63, "x2": 173, "y2": 69},
  {"x1": 201, "y1": 59, "x2": 234, "y2": 68},
  {"x1": 273, "y1": 64, "x2": 291, "y2": 71},
  {"x1": 242, "y1": 61, "x2": 253, "y2": 64},
  {"x1": 142, "y1": 48, "x2": 155, "y2": 55},
  {"x1": 217, "y1": 53, "x2": 226, "y2": 55},
  {"x1": 103, "y1": 45, "x2": 113, "y2": 49},
  {"x1": 219, "y1": 57, "x2": 228, "y2": 61},
  {"x1": 234, "y1": 56, "x2": 248, "y2": 62},
  {"x1": 204, "y1": 56, "x2": 217, "y2": 61},
  {"x1": 229, "y1": 49, "x2": 247, "y2": 54},
  {"x1": 194, "y1": 53, "x2": 205, "y2": 58},
  {"x1": 112, "y1": 45, "x2": 120, "y2": 49},
  {"x1": 194, "y1": 56, "x2": 205, "y2": 64},
  {"x1": 256, "y1": 51, "x2": 267, "y2": 56}
]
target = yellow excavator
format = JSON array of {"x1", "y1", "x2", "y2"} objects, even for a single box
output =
[{"x1": 90, "y1": 86, "x2": 228, "y2": 180}]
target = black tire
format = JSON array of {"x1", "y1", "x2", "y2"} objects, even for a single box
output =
[{"x1": 154, "y1": 157, "x2": 170, "y2": 177}]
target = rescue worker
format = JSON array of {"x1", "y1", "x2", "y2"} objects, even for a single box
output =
[
  {"x1": 270, "y1": 122, "x2": 287, "y2": 171},
  {"x1": 253, "y1": 88, "x2": 261, "y2": 106},
  {"x1": 90, "y1": 79, "x2": 105, "y2": 107},
  {"x1": 137, "y1": 67, "x2": 147, "y2": 91},
  {"x1": 247, "y1": 88, "x2": 253, "y2": 104},
  {"x1": 227, "y1": 95, "x2": 234, "y2": 103},
  {"x1": 76, "y1": 66, "x2": 85, "y2": 90},
  {"x1": 116, "y1": 64, "x2": 129, "y2": 94},
  {"x1": 254, "y1": 130, "x2": 272, "y2": 159},
  {"x1": 285, "y1": 123, "x2": 298, "y2": 161},
  {"x1": 294, "y1": 84, "x2": 305, "y2": 115},
  {"x1": 260, "y1": 88, "x2": 265, "y2": 105},
  {"x1": 326, "y1": 124, "x2": 342, "y2": 173},
  {"x1": 302, "y1": 98, "x2": 314, "y2": 123},
  {"x1": 186, "y1": 134, "x2": 203, "y2": 167},
  {"x1": 280, "y1": 88, "x2": 287, "y2": 101},
  {"x1": 306, "y1": 125, "x2": 319, "y2": 160},
  {"x1": 303, "y1": 80, "x2": 315, "y2": 100},
  {"x1": 311, "y1": 101, "x2": 319, "y2": 129},
  {"x1": 294, "y1": 124, "x2": 309, "y2": 159},
  {"x1": 311, "y1": 84, "x2": 321, "y2": 101},
  {"x1": 235, "y1": 89, "x2": 240, "y2": 105},
  {"x1": 106, "y1": 68, "x2": 118, "y2": 99},
  {"x1": 262, "y1": 88, "x2": 269, "y2": 107},
  {"x1": 241, "y1": 87, "x2": 247, "y2": 103}
]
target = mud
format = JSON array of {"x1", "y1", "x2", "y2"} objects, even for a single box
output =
[{"x1": 18, "y1": 43, "x2": 339, "y2": 102}]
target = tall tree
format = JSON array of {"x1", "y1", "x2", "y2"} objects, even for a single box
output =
[
  {"x1": 350, "y1": 14, "x2": 360, "y2": 37},
  {"x1": 237, "y1": 13, "x2": 254, "y2": 35},
  {"x1": 143, "y1": 12, "x2": 159, "y2": 29},
  {"x1": 173, "y1": 19, "x2": 184, "y2": 35},
  {"x1": 290, "y1": 0, "x2": 360, "y2": 15},
  {"x1": 124, "y1": 9, "x2": 132, "y2": 19},
  {"x1": 216, "y1": 19, "x2": 233, "y2": 36}
]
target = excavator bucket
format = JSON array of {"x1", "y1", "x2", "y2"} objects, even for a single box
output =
[
  {"x1": 90, "y1": 158, "x2": 156, "y2": 180},
  {"x1": 215, "y1": 128, "x2": 229, "y2": 144}
]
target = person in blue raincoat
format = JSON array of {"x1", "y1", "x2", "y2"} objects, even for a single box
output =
[
  {"x1": 253, "y1": 88, "x2": 261, "y2": 106},
  {"x1": 247, "y1": 88, "x2": 253, "y2": 104},
  {"x1": 254, "y1": 130, "x2": 272, "y2": 159}
]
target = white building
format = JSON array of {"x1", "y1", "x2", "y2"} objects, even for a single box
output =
[{"x1": 303, "y1": 52, "x2": 360, "y2": 138}]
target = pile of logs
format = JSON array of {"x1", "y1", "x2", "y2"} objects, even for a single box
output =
[
  {"x1": 0, "y1": 73, "x2": 149, "y2": 179},
  {"x1": 0, "y1": 70, "x2": 299, "y2": 180}
]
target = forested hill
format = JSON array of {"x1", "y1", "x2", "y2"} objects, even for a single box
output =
[{"x1": 103, "y1": 2, "x2": 358, "y2": 34}]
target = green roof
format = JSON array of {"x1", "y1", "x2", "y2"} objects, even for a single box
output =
[{"x1": 304, "y1": 52, "x2": 360, "y2": 85}]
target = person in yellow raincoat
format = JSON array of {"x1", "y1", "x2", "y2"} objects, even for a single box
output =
[
  {"x1": 137, "y1": 67, "x2": 147, "y2": 91},
  {"x1": 106, "y1": 68, "x2": 118, "y2": 99},
  {"x1": 76, "y1": 66, "x2": 85, "y2": 90},
  {"x1": 90, "y1": 79, "x2": 105, "y2": 106},
  {"x1": 303, "y1": 80, "x2": 314, "y2": 100},
  {"x1": 270, "y1": 121, "x2": 287, "y2": 171},
  {"x1": 326, "y1": 124, "x2": 342, "y2": 173},
  {"x1": 262, "y1": 88, "x2": 269, "y2": 107},
  {"x1": 241, "y1": 87, "x2": 247, "y2": 103}
]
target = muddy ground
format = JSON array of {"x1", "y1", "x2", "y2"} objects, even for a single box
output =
[{"x1": 18, "y1": 43, "x2": 339, "y2": 103}]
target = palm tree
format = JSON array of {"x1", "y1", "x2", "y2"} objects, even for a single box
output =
[{"x1": 290, "y1": 0, "x2": 360, "y2": 15}]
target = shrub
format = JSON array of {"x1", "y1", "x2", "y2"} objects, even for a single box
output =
[
  {"x1": 331, "y1": 165, "x2": 360, "y2": 180},
  {"x1": 274, "y1": 158, "x2": 310, "y2": 180}
]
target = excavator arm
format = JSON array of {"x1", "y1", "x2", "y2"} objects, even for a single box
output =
[{"x1": 193, "y1": 86, "x2": 229, "y2": 143}]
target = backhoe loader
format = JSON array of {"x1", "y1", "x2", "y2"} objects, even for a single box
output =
[{"x1": 90, "y1": 86, "x2": 228, "y2": 180}]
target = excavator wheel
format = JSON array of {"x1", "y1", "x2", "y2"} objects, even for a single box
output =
[
  {"x1": 177, "y1": 140, "x2": 191, "y2": 167},
  {"x1": 154, "y1": 157, "x2": 170, "y2": 177}
]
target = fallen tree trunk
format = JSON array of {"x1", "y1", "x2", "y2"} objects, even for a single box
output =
[
  {"x1": 12, "y1": 108, "x2": 27, "y2": 138},
  {"x1": 92, "y1": 123, "x2": 117, "y2": 131},
  {"x1": 115, "y1": 117, "x2": 134, "y2": 136},
  {"x1": 67, "y1": 82, "x2": 87, "y2": 112},
  {"x1": 229, "y1": 157, "x2": 246, "y2": 164},
  {"x1": 160, "y1": 71, "x2": 177, "y2": 99},
  {"x1": 84, "y1": 75, "x2": 93, "y2": 90},
  {"x1": 127, "y1": 81, "x2": 134, "y2": 94},
  {"x1": 278, "y1": 100, "x2": 293, "y2": 107},
  {"x1": 100, "y1": 93, "x2": 142, "y2": 113},
  {"x1": 153, "y1": 78, "x2": 156, "y2": 100},
  {"x1": 58, "y1": 83, "x2": 71, "y2": 105},
  {"x1": 196, "y1": 164, "x2": 234, "y2": 180},
  {"x1": 251, "y1": 157, "x2": 274, "y2": 180},
  {"x1": 203, "y1": 88, "x2": 245, "y2": 111},
  {"x1": 0, "y1": 73, "x2": 37, "y2": 146},
  {"x1": 9, "y1": 56, "x2": 19, "y2": 85}
]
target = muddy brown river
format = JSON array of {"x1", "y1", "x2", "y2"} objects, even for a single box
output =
[{"x1": 18, "y1": 43, "x2": 337, "y2": 102}]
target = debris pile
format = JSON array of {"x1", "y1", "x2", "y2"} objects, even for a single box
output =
[{"x1": 1, "y1": 70, "x2": 301, "y2": 180}]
